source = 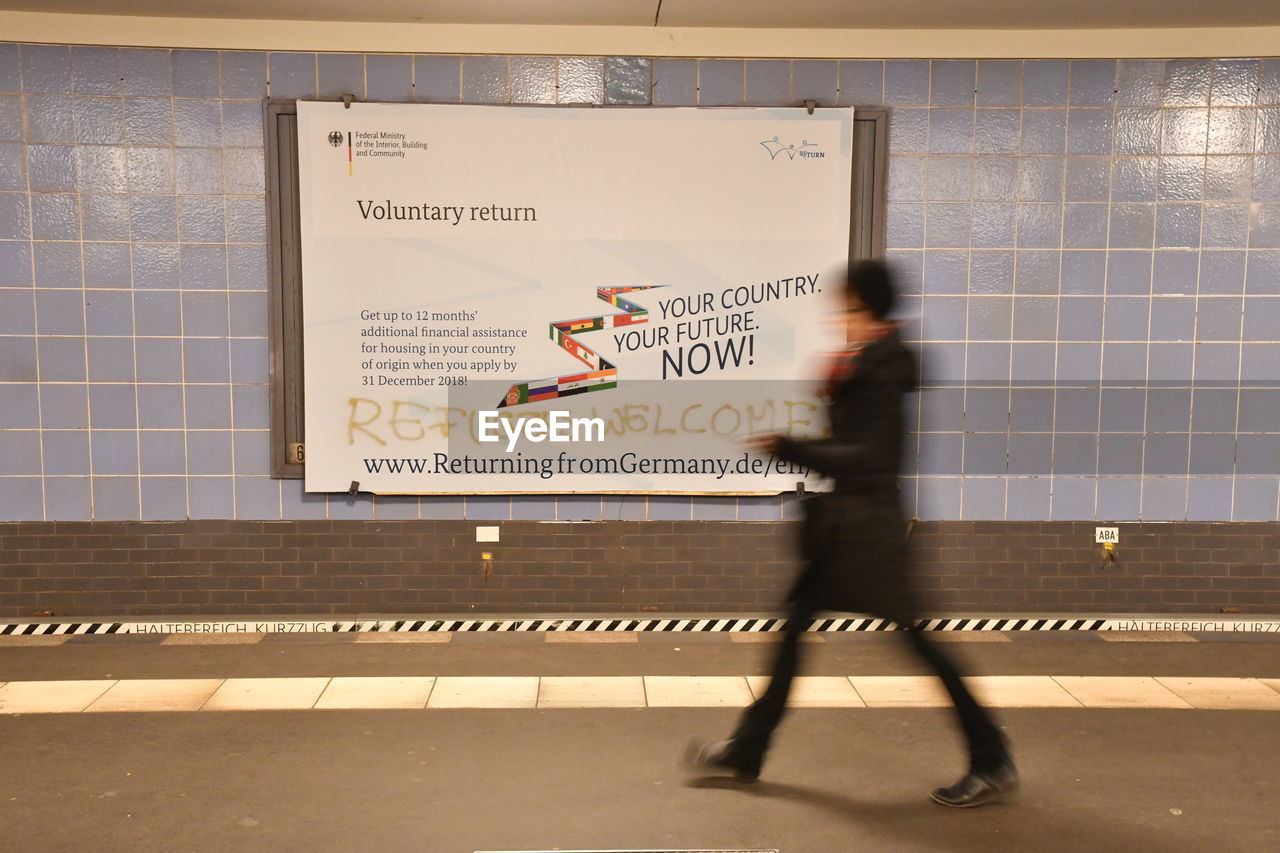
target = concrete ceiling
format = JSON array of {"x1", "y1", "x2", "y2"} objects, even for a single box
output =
[{"x1": 2, "y1": 0, "x2": 1279, "y2": 28}]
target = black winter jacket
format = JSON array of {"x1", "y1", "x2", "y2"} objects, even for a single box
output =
[{"x1": 773, "y1": 329, "x2": 920, "y2": 620}]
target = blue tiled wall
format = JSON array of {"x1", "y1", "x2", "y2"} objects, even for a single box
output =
[{"x1": 0, "y1": 47, "x2": 1277, "y2": 522}]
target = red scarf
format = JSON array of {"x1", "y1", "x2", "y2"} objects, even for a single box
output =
[
  {"x1": 819, "y1": 349, "x2": 860, "y2": 398},
  {"x1": 819, "y1": 324, "x2": 894, "y2": 398}
]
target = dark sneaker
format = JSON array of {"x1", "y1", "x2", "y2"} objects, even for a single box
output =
[
  {"x1": 678, "y1": 736, "x2": 760, "y2": 782},
  {"x1": 930, "y1": 759, "x2": 1019, "y2": 808}
]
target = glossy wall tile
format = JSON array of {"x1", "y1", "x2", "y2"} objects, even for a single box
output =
[{"x1": 0, "y1": 50, "x2": 1277, "y2": 522}]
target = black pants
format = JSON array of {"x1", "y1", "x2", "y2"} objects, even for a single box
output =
[{"x1": 730, "y1": 597, "x2": 1009, "y2": 775}]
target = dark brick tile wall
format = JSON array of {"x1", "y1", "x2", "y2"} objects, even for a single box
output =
[
  {"x1": 0, "y1": 520, "x2": 1277, "y2": 617},
  {"x1": 911, "y1": 521, "x2": 1280, "y2": 613}
]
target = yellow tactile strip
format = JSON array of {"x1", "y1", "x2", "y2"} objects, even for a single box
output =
[{"x1": 0, "y1": 675, "x2": 1277, "y2": 714}]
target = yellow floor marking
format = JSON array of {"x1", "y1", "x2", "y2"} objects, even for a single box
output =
[
  {"x1": 1154, "y1": 677, "x2": 1280, "y2": 710},
  {"x1": 86, "y1": 678, "x2": 223, "y2": 712},
  {"x1": 0, "y1": 676, "x2": 1276, "y2": 713},
  {"x1": 747, "y1": 675, "x2": 865, "y2": 707},
  {"x1": 314, "y1": 676, "x2": 437, "y2": 709},
  {"x1": 427, "y1": 676, "x2": 539, "y2": 708},
  {"x1": 643, "y1": 676, "x2": 754, "y2": 707},
  {"x1": 0, "y1": 679, "x2": 116, "y2": 713},
  {"x1": 965, "y1": 675, "x2": 1083, "y2": 708},
  {"x1": 1052, "y1": 676, "x2": 1193, "y2": 708},
  {"x1": 201, "y1": 677, "x2": 330, "y2": 711},
  {"x1": 537, "y1": 676, "x2": 647, "y2": 708},
  {"x1": 848, "y1": 675, "x2": 951, "y2": 707}
]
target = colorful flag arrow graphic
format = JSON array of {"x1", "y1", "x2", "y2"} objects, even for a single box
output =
[{"x1": 497, "y1": 286, "x2": 663, "y2": 408}]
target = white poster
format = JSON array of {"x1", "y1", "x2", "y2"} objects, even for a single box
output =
[{"x1": 297, "y1": 102, "x2": 854, "y2": 493}]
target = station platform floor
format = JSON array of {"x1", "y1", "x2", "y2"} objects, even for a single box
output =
[{"x1": 2, "y1": 626, "x2": 1278, "y2": 853}]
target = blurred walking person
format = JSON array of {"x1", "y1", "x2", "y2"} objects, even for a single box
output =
[{"x1": 680, "y1": 260, "x2": 1017, "y2": 808}]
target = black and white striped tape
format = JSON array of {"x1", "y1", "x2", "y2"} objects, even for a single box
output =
[
  {"x1": 0, "y1": 617, "x2": 1113, "y2": 635},
  {"x1": 1, "y1": 622, "x2": 126, "y2": 635},
  {"x1": 3, "y1": 616, "x2": 1277, "y2": 635}
]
